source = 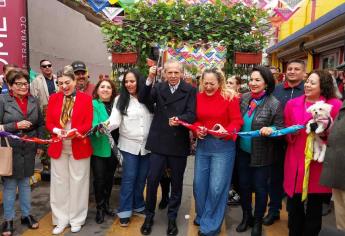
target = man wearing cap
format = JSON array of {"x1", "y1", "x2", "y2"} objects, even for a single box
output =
[
  {"x1": 71, "y1": 61, "x2": 95, "y2": 97},
  {"x1": 31, "y1": 59, "x2": 58, "y2": 111}
]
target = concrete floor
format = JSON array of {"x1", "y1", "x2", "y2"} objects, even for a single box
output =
[{"x1": 0, "y1": 156, "x2": 340, "y2": 236}]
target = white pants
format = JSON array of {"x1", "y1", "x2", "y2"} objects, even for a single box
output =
[
  {"x1": 333, "y1": 189, "x2": 345, "y2": 231},
  {"x1": 50, "y1": 149, "x2": 90, "y2": 227}
]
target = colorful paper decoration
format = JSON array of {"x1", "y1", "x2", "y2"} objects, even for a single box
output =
[
  {"x1": 167, "y1": 44, "x2": 227, "y2": 70},
  {"x1": 280, "y1": 0, "x2": 303, "y2": 11},
  {"x1": 102, "y1": 7, "x2": 123, "y2": 20},
  {"x1": 87, "y1": 0, "x2": 110, "y2": 12},
  {"x1": 274, "y1": 7, "x2": 299, "y2": 21},
  {"x1": 108, "y1": 0, "x2": 119, "y2": 4}
]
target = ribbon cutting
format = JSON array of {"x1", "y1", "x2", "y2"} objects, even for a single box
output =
[
  {"x1": 0, "y1": 122, "x2": 305, "y2": 144},
  {"x1": 176, "y1": 119, "x2": 305, "y2": 138}
]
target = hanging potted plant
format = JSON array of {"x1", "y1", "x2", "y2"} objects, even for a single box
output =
[
  {"x1": 234, "y1": 31, "x2": 265, "y2": 65},
  {"x1": 111, "y1": 40, "x2": 138, "y2": 64}
]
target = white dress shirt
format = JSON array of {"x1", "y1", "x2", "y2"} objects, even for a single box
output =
[{"x1": 107, "y1": 95, "x2": 153, "y2": 155}]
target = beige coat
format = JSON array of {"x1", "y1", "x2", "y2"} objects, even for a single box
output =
[{"x1": 30, "y1": 74, "x2": 57, "y2": 111}]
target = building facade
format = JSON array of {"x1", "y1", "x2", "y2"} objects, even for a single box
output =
[{"x1": 267, "y1": 1, "x2": 345, "y2": 73}]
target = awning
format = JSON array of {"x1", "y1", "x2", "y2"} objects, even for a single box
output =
[{"x1": 267, "y1": 3, "x2": 345, "y2": 54}]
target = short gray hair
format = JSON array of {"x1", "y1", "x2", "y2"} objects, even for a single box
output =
[{"x1": 164, "y1": 59, "x2": 183, "y2": 72}]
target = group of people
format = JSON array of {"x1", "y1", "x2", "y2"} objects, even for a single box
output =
[{"x1": 0, "y1": 58, "x2": 345, "y2": 236}]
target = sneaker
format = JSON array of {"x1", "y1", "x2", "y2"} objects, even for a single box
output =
[
  {"x1": 52, "y1": 225, "x2": 67, "y2": 235},
  {"x1": 71, "y1": 225, "x2": 81, "y2": 233},
  {"x1": 120, "y1": 218, "x2": 130, "y2": 227},
  {"x1": 227, "y1": 190, "x2": 240, "y2": 206}
]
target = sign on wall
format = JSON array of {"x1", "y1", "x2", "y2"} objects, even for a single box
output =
[{"x1": 0, "y1": 0, "x2": 28, "y2": 73}]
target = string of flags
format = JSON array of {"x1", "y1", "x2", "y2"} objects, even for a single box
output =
[{"x1": 85, "y1": 0, "x2": 305, "y2": 26}]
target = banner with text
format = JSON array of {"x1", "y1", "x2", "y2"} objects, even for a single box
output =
[{"x1": 0, "y1": 0, "x2": 28, "y2": 73}]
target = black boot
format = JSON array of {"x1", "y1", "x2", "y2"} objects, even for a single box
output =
[
  {"x1": 95, "y1": 208, "x2": 105, "y2": 224},
  {"x1": 140, "y1": 216, "x2": 154, "y2": 235},
  {"x1": 236, "y1": 211, "x2": 253, "y2": 232},
  {"x1": 104, "y1": 201, "x2": 116, "y2": 216},
  {"x1": 251, "y1": 218, "x2": 262, "y2": 236}
]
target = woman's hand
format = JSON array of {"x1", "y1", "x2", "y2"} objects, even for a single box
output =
[
  {"x1": 260, "y1": 127, "x2": 274, "y2": 136},
  {"x1": 196, "y1": 126, "x2": 207, "y2": 139},
  {"x1": 211, "y1": 124, "x2": 229, "y2": 139},
  {"x1": 17, "y1": 120, "x2": 32, "y2": 130},
  {"x1": 36, "y1": 149, "x2": 44, "y2": 157}
]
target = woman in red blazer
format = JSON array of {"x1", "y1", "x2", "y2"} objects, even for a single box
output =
[{"x1": 45, "y1": 65, "x2": 93, "y2": 235}]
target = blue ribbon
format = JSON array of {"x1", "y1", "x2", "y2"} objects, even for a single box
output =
[{"x1": 237, "y1": 125, "x2": 305, "y2": 138}]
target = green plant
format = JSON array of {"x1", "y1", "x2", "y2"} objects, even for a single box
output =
[{"x1": 101, "y1": 0, "x2": 270, "y2": 74}]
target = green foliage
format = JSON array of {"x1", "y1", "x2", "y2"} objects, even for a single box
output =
[{"x1": 101, "y1": 0, "x2": 270, "y2": 72}]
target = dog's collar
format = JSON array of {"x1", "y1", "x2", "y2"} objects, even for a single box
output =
[{"x1": 316, "y1": 117, "x2": 332, "y2": 131}]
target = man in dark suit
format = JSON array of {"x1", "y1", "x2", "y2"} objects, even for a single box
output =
[{"x1": 139, "y1": 60, "x2": 196, "y2": 236}]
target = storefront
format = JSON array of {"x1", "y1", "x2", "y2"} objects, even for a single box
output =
[{"x1": 267, "y1": 3, "x2": 345, "y2": 72}]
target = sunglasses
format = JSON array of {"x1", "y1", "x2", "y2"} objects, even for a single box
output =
[{"x1": 41, "y1": 64, "x2": 52, "y2": 68}]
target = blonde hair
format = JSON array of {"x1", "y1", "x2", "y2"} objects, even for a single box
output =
[{"x1": 199, "y1": 67, "x2": 234, "y2": 100}]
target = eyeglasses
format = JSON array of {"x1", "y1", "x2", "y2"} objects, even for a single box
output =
[
  {"x1": 14, "y1": 82, "x2": 29, "y2": 87},
  {"x1": 41, "y1": 64, "x2": 52, "y2": 68}
]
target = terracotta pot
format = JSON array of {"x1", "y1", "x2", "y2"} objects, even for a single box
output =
[
  {"x1": 112, "y1": 52, "x2": 138, "y2": 64},
  {"x1": 235, "y1": 52, "x2": 262, "y2": 64}
]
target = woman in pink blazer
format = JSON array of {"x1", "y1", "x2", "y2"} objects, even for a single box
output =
[
  {"x1": 284, "y1": 70, "x2": 342, "y2": 236},
  {"x1": 45, "y1": 66, "x2": 93, "y2": 235}
]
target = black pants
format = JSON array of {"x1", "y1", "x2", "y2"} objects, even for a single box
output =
[
  {"x1": 267, "y1": 141, "x2": 286, "y2": 215},
  {"x1": 145, "y1": 153, "x2": 187, "y2": 219},
  {"x1": 287, "y1": 194, "x2": 324, "y2": 236},
  {"x1": 160, "y1": 173, "x2": 171, "y2": 200},
  {"x1": 91, "y1": 154, "x2": 117, "y2": 209}
]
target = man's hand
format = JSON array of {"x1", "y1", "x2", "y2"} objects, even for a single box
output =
[
  {"x1": 17, "y1": 120, "x2": 32, "y2": 130},
  {"x1": 148, "y1": 66, "x2": 157, "y2": 82},
  {"x1": 169, "y1": 117, "x2": 179, "y2": 126}
]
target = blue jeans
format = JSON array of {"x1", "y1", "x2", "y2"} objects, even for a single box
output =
[
  {"x1": 237, "y1": 149, "x2": 270, "y2": 219},
  {"x1": 3, "y1": 177, "x2": 31, "y2": 220},
  {"x1": 117, "y1": 150, "x2": 149, "y2": 218},
  {"x1": 193, "y1": 136, "x2": 236, "y2": 236}
]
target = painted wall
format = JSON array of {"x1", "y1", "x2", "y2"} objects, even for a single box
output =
[
  {"x1": 27, "y1": 0, "x2": 111, "y2": 83},
  {"x1": 278, "y1": 0, "x2": 345, "y2": 41}
]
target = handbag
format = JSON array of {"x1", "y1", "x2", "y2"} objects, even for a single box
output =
[{"x1": 0, "y1": 137, "x2": 13, "y2": 176}]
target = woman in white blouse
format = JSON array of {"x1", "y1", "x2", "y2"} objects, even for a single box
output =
[{"x1": 107, "y1": 69, "x2": 153, "y2": 227}]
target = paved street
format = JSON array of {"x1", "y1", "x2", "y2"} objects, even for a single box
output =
[{"x1": 0, "y1": 156, "x2": 338, "y2": 236}]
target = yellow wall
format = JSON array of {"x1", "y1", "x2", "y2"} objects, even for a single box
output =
[{"x1": 278, "y1": 0, "x2": 345, "y2": 41}]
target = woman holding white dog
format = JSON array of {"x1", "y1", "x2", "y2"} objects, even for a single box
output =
[{"x1": 284, "y1": 70, "x2": 342, "y2": 236}]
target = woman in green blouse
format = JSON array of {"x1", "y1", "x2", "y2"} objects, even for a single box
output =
[{"x1": 90, "y1": 78, "x2": 119, "y2": 224}]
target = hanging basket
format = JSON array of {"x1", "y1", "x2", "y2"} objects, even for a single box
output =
[
  {"x1": 235, "y1": 52, "x2": 262, "y2": 65},
  {"x1": 112, "y1": 52, "x2": 138, "y2": 64}
]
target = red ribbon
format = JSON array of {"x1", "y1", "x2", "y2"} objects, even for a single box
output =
[{"x1": 176, "y1": 120, "x2": 232, "y2": 139}]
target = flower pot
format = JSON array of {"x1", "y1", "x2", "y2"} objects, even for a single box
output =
[
  {"x1": 112, "y1": 52, "x2": 138, "y2": 64},
  {"x1": 235, "y1": 52, "x2": 262, "y2": 64}
]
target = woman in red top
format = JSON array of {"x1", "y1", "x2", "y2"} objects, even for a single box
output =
[
  {"x1": 193, "y1": 68, "x2": 243, "y2": 236},
  {"x1": 46, "y1": 66, "x2": 93, "y2": 235}
]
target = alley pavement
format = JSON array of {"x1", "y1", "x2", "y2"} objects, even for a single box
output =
[{"x1": 0, "y1": 156, "x2": 340, "y2": 236}]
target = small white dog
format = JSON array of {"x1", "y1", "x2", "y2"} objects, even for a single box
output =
[{"x1": 305, "y1": 101, "x2": 333, "y2": 163}]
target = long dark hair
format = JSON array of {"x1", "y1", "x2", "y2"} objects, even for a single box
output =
[{"x1": 116, "y1": 69, "x2": 142, "y2": 115}]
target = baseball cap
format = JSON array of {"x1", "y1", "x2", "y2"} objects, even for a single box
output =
[{"x1": 71, "y1": 61, "x2": 87, "y2": 72}]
